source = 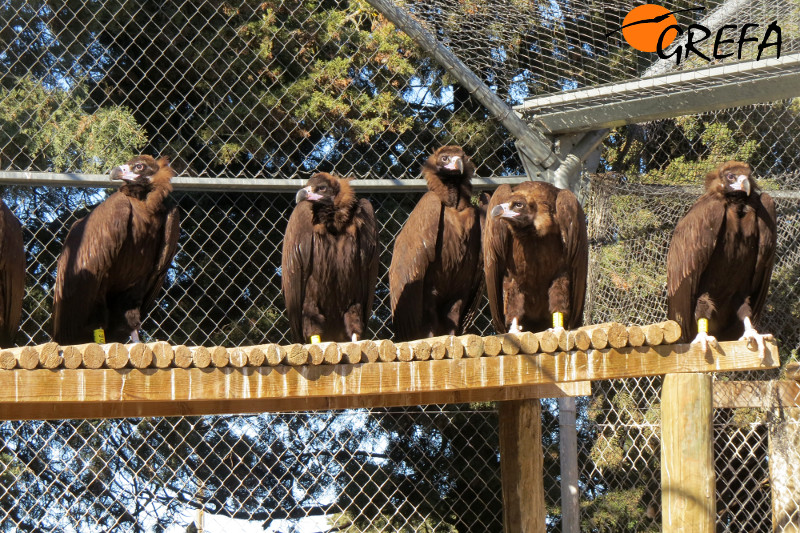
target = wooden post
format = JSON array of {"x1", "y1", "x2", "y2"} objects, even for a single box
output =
[
  {"x1": 500, "y1": 399, "x2": 546, "y2": 533},
  {"x1": 661, "y1": 373, "x2": 715, "y2": 533},
  {"x1": 769, "y1": 407, "x2": 800, "y2": 533},
  {"x1": 558, "y1": 396, "x2": 580, "y2": 533}
]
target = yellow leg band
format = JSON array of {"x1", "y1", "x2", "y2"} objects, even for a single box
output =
[
  {"x1": 93, "y1": 328, "x2": 106, "y2": 344},
  {"x1": 698, "y1": 318, "x2": 708, "y2": 334},
  {"x1": 310, "y1": 335, "x2": 321, "y2": 344},
  {"x1": 553, "y1": 312, "x2": 564, "y2": 329}
]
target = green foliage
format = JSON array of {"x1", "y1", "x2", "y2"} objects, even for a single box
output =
[
  {"x1": 0, "y1": 77, "x2": 147, "y2": 172},
  {"x1": 580, "y1": 486, "x2": 659, "y2": 533}
]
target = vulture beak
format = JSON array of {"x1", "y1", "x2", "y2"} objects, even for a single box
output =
[
  {"x1": 442, "y1": 156, "x2": 463, "y2": 173},
  {"x1": 729, "y1": 174, "x2": 751, "y2": 195},
  {"x1": 110, "y1": 164, "x2": 140, "y2": 182},
  {"x1": 491, "y1": 202, "x2": 519, "y2": 218},
  {"x1": 296, "y1": 186, "x2": 324, "y2": 204}
]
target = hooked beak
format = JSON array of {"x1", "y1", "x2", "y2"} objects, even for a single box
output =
[
  {"x1": 442, "y1": 156, "x2": 464, "y2": 173},
  {"x1": 109, "y1": 164, "x2": 140, "y2": 182},
  {"x1": 491, "y1": 202, "x2": 519, "y2": 219},
  {"x1": 729, "y1": 174, "x2": 751, "y2": 195},
  {"x1": 295, "y1": 186, "x2": 324, "y2": 204}
]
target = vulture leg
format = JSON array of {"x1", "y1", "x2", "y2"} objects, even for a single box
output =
[
  {"x1": 509, "y1": 317, "x2": 522, "y2": 333},
  {"x1": 131, "y1": 329, "x2": 141, "y2": 343},
  {"x1": 445, "y1": 299, "x2": 464, "y2": 336},
  {"x1": 302, "y1": 299, "x2": 325, "y2": 343},
  {"x1": 739, "y1": 316, "x2": 773, "y2": 359},
  {"x1": 344, "y1": 303, "x2": 363, "y2": 342},
  {"x1": 549, "y1": 311, "x2": 566, "y2": 336}
]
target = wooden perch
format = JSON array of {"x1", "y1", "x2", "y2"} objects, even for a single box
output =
[
  {"x1": 210, "y1": 346, "x2": 229, "y2": 368},
  {"x1": 785, "y1": 362, "x2": 799, "y2": 381},
  {"x1": 572, "y1": 329, "x2": 591, "y2": 351},
  {"x1": 626, "y1": 325, "x2": 645, "y2": 347},
  {"x1": 173, "y1": 345, "x2": 193, "y2": 369},
  {"x1": 464, "y1": 335, "x2": 485, "y2": 358},
  {"x1": 228, "y1": 347, "x2": 248, "y2": 368},
  {"x1": 536, "y1": 330, "x2": 559, "y2": 353},
  {"x1": 150, "y1": 342, "x2": 174, "y2": 369},
  {"x1": 659, "y1": 320, "x2": 682, "y2": 344},
  {"x1": 377, "y1": 339, "x2": 396, "y2": 362},
  {"x1": 641, "y1": 323, "x2": 664, "y2": 346},
  {"x1": 0, "y1": 320, "x2": 712, "y2": 372},
  {"x1": 129, "y1": 343, "x2": 154, "y2": 368},
  {"x1": 191, "y1": 346, "x2": 212, "y2": 369},
  {"x1": 103, "y1": 343, "x2": 129, "y2": 370},
  {"x1": 285, "y1": 344, "x2": 308, "y2": 366},
  {"x1": 0, "y1": 339, "x2": 775, "y2": 421}
]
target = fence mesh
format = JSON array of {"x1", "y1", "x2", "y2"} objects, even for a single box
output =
[{"x1": 1, "y1": 0, "x2": 800, "y2": 531}]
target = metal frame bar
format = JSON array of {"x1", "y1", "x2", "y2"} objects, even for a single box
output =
[
  {"x1": 0, "y1": 171, "x2": 529, "y2": 192},
  {"x1": 516, "y1": 54, "x2": 800, "y2": 134}
]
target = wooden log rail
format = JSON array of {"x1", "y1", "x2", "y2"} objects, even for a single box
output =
[
  {"x1": 0, "y1": 320, "x2": 778, "y2": 421},
  {"x1": 0, "y1": 321, "x2": 683, "y2": 371}
]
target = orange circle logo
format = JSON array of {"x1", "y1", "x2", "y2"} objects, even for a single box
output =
[{"x1": 621, "y1": 4, "x2": 678, "y2": 52}]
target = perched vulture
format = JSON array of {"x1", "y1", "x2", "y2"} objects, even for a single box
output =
[
  {"x1": 0, "y1": 201, "x2": 25, "y2": 347},
  {"x1": 484, "y1": 181, "x2": 588, "y2": 334},
  {"x1": 667, "y1": 161, "x2": 777, "y2": 356},
  {"x1": 282, "y1": 172, "x2": 379, "y2": 343},
  {"x1": 389, "y1": 145, "x2": 486, "y2": 341},
  {"x1": 53, "y1": 156, "x2": 180, "y2": 345}
]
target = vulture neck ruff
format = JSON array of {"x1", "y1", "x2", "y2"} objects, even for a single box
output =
[
  {"x1": 312, "y1": 179, "x2": 357, "y2": 234},
  {"x1": 119, "y1": 162, "x2": 175, "y2": 214},
  {"x1": 424, "y1": 168, "x2": 473, "y2": 210}
]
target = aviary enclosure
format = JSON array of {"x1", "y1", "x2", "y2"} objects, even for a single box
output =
[{"x1": 0, "y1": 0, "x2": 798, "y2": 531}]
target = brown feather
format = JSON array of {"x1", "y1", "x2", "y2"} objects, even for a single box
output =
[
  {"x1": 484, "y1": 181, "x2": 588, "y2": 333},
  {"x1": 52, "y1": 155, "x2": 180, "y2": 344},
  {"x1": 667, "y1": 160, "x2": 776, "y2": 341},
  {"x1": 281, "y1": 173, "x2": 379, "y2": 343},
  {"x1": 389, "y1": 146, "x2": 484, "y2": 341},
  {"x1": 0, "y1": 201, "x2": 25, "y2": 347}
]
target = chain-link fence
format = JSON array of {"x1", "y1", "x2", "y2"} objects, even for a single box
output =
[{"x1": 2, "y1": 0, "x2": 800, "y2": 531}]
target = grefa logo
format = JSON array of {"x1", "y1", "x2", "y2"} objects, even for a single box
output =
[{"x1": 606, "y1": 4, "x2": 781, "y2": 65}]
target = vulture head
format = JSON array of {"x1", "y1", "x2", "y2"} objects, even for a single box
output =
[
  {"x1": 705, "y1": 161, "x2": 756, "y2": 198},
  {"x1": 295, "y1": 173, "x2": 343, "y2": 206},
  {"x1": 110, "y1": 155, "x2": 175, "y2": 200},
  {"x1": 295, "y1": 173, "x2": 357, "y2": 231},
  {"x1": 424, "y1": 146, "x2": 474, "y2": 183},
  {"x1": 490, "y1": 185, "x2": 558, "y2": 237}
]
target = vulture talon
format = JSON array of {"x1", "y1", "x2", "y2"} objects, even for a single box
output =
[
  {"x1": 739, "y1": 328, "x2": 773, "y2": 359},
  {"x1": 691, "y1": 331, "x2": 718, "y2": 354}
]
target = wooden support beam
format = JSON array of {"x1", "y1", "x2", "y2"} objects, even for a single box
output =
[
  {"x1": 500, "y1": 399, "x2": 545, "y2": 533},
  {"x1": 0, "y1": 339, "x2": 775, "y2": 420},
  {"x1": 662, "y1": 373, "x2": 715, "y2": 533},
  {"x1": 769, "y1": 408, "x2": 800, "y2": 533},
  {"x1": 714, "y1": 381, "x2": 800, "y2": 409},
  {"x1": 786, "y1": 362, "x2": 799, "y2": 381}
]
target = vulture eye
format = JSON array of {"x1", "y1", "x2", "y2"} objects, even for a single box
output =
[
  {"x1": 512, "y1": 201, "x2": 524, "y2": 209},
  {"x1": 725, "y1": 173, "x2": 736, "y2": 182},
  {"x1": 317, "y1": 186, "x2": 327, "y2": 192},
  {"x1": 134, "y1": 163, "x2": 144, "y2": 172}
]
